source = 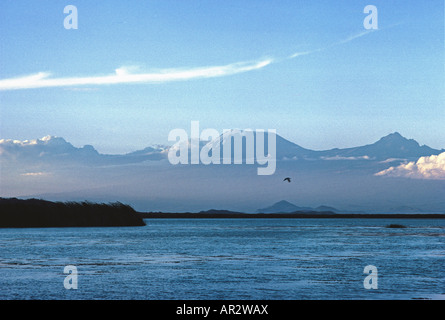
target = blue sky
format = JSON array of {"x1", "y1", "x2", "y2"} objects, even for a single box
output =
[{"x1": 0, "y1": 0, "x2": 443, "y2": 153}]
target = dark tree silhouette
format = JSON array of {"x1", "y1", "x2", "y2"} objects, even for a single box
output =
[{"x1": 0, "y1": 198, "x2": 146, "y2": 228}]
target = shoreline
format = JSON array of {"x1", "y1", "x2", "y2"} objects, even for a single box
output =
[{"x1": 140, "y1": 212, "x2": 445, "y2": 219}]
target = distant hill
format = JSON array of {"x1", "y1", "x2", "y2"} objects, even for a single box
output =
[
  {"x1": 257, "y1": 200, "x2": 312, "y2": 213},
  {"x1": 257, "y1": 200, "x2": 339, "y2": 214},
  {"x1": 0, "y1": 198, "x2": 145, "y2": 228},
  {"x1": 140, "y1": 210, "x2": 445, "y2": 219},
  {"x1": 198, "y1": 209, "x2": 245, "y2": 214},
  {"x1": 315, "y1": 205, "x2": 340, "y2": 212}
]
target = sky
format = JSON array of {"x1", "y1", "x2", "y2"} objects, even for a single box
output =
[{"x1": 0, "y1": 0, "x2": 444, "y2": 154}]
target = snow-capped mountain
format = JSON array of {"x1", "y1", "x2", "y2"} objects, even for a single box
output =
[
  {"x1": 1, "y1": 132, "x2": 442, "y2": 165},
  {"x1": 0, "y1": 136, "x2": 103, "y2": 167},
  {"x1": 200, "y1": 129, "x2": 312, "y2": 162},
  {"x1": 0, "y1": 135, "x2": 167, "y2": 164},
  {"x1": 188, "y1": 130, "x2": 444, "y2": 163}
]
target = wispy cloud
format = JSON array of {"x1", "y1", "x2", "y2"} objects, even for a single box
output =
[
  {"x1": 0, "y1": 28, "x2": 383, "y2": 91},
  {"x1": 21, "y1": 172, "x2": 51, "y2": 177},
  {"x1": 288, "y1": 29, "x2": 378, "y2": 60},
  {"x1": 336, "y1": 29, "x2": 377, "y2": 45},
  {"x1": 0, "y1": 59, "x2": 273, "y2": 91},
  {"x1": 288, "y1": 50, "x2": 318, "y2": 59},
  {"x1": 321, "y1": 155, "x2": 371, "y2": 161}
]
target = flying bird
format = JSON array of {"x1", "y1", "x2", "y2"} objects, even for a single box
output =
[{"x1": 283, "y1": 177, "x2": 291, "y2": 183}]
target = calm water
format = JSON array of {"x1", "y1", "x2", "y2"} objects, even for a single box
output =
[{"x1": 0, "y1": 218, "x2": 443, "y2": 300}]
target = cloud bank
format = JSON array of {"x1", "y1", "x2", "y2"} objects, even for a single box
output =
[
  {"x1": 376, "y1": 152, "x2": 445, "y2": 180},
  {"x1": 0, "y1": 59, "x2": 273, "y2": 91}
]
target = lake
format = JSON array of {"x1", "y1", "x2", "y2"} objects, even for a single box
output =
[{"x1": 0, "y1": 218, "x2": 443, "y2": 300}]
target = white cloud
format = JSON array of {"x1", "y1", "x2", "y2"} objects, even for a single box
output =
[
  {"x1": 0, "y1": 59, "x2": 273, "y2": 91},
  {"x1": 288, "y1": 50, "x2": 315, "y2": 59},
  {"x1": 379, "y1": 158, "x2": 407, "y2": 164},
  {"x1": 0, "y1": 135, "x2": 57, "y2": 146},
  {"x1": 376, "y1": 152, "x2": 445, "y2": 180},
  {"x1": 321, "y1": 155, "x2": 371, "y2": 161},
  {"x1": 20, "y1": 172, "x2": 50, "y2": 177}
]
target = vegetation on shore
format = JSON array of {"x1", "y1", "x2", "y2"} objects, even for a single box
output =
[{"x1": 0, "y1": 198, "x2": 145, "y2": 228}]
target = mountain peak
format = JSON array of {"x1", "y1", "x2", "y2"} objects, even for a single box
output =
[
  {"x1": 380, "y1": 132, "x2": 406, "y2": 141},
  {"x1": 257, "y1": 200, "x2": 311, "y2": 213},
  {"x1": 40, "y1": 135, "x2": 70, "y2": 146},
  {"x1": 387, "y1": 131, "x2": 402, "y2": 138},
  {"x1": 375, "y1": 132, "x2": 419, "y2": 148},
  {"x1": 257, "y1": 200, "x2": 296, "y2": 213},
  {"x1": 346, "y1": 132, "x2": 443, "y2": 159},
  {"x1": 41, "y1": 135, "x2": 58, "y2": 142}
]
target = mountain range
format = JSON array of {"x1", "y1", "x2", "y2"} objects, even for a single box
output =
[
  {"x1": 1, "y1": 132, "x2": 442, "y2": 164},
  {"x1": 1, "y1": 132, "x2": 444, "y2": 213},
  {"x1": 257, "y1": 200, "x2": 341, "y2": 213}
]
